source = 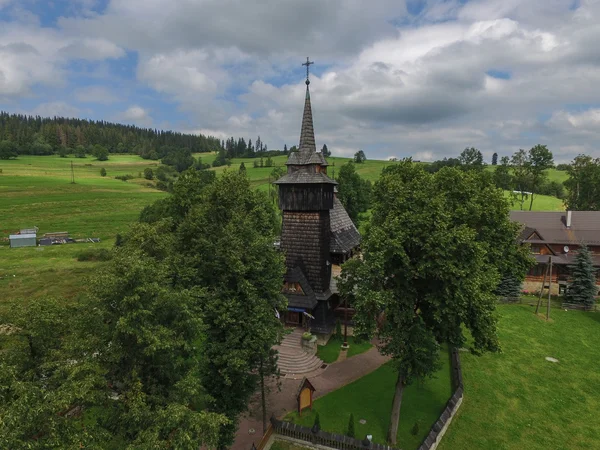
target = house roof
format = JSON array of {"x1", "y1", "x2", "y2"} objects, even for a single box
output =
[
  {"x1": 330, "y1": 197, "x2": 361, "y2": 254},
  {"x1": 510, "y1": 211, "x2": 600, "y2": 245}
]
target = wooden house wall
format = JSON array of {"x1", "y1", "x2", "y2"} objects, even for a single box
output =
[
  {"x1": 278, "y1": 185, "x2": 334, "y2": 211},
  {"x1": 281, "y1": 211, "x2": 331, "y2": 293}
]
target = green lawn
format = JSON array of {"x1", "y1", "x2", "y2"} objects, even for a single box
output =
[
  {"x1": 316, "y1": 336, "x2": 374, "y2": 363},
  {"x1": 441, "y1": 304, "x2": 600, "y2": 450},
  {"x1": 287, "y1": 348, "x2": 452, "y2": 450}
]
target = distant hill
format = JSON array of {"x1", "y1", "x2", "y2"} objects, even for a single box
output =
[{"x1": 0, "y1": 111, "x2": 222, "y2": 157}]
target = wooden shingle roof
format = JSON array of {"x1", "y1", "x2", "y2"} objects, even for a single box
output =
[{"x1": 330, "y1": 197, "x2": 361, "y2": 254}]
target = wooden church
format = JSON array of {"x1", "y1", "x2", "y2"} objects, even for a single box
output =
[{"x1": 274, "y1": 63, "x2": 361, "y2": 334}]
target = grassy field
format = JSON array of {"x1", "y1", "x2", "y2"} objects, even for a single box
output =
[
  {"x1": 316, "y1": 336, "x2": 374, "y2": 363},
  {"x1": 287, "y1": 348, "x2": 452, "y2": 450},
  {"x1": 0, "y1": 155, "x2": 167, "y2": 304},
  {"x1": 441, "y1": 304, "x2": 600, "y2": 450},
  {"x1": 0, "y1": 154, "x2": 568, "y2": 304},
  {"x1": 505, "y1": 192, "x2": 565, "y2": 211}
]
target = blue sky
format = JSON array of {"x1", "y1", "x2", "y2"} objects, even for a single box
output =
[{"x1": 1, "y1": 0, "x2": 600, "y2": 162}]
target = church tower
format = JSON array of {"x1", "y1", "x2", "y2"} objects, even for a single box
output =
[{"x1": 274, "y1": 58, "x2": 360, "y2": 332}]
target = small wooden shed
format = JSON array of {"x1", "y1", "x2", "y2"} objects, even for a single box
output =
[{"x1": 296, "y1": 377, "x2": 316, "y2": 416}]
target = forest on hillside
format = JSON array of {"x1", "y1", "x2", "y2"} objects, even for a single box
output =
[
  {"x1": 0, "y1": 111, "x2": 293, "y2": 165},
  {"x1": 0, "y1": 111, "x2": 222, "y2": 158}
]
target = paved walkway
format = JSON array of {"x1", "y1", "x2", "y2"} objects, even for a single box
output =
[{"x1": 231, "y1": 340, "x2": 390, "y2": 450}]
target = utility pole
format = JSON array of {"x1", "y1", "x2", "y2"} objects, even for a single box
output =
[
  {"x1": 547, "y1": 256, "x2": 552, "y2": 321},
  {"x1": 70, "y1": 161, "x2": 75, "y2": 184}
]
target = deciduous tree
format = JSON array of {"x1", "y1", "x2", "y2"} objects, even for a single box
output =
[
  {"x1": 173, "y1": 172, "x2": 286, "y2": 447},
  {"x1": 526, "y1": 144, "x2": 554, "y2": 211},
  {"x1": 565, "y1": 155, "x2": 600, "y2": 210},
  {"x1": 338, "y1": 161, "x2": 532, "y2": 445},
  {"x1": 353, "y1": 150, "x2": 366, "y2": 163},
  {"x1": 493, "y1": 156, "x2": 513, "y2": 190},
  {"x1": 459, "y1": 147, "x2": 484, "y2": 170},
  {"x1": 337, "y1": 162, "x2": 371, "y2": 224}
]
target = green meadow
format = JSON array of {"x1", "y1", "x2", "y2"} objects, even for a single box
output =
[
  {"x1": 0, "y1": 154, "x2": 568, "y2": 305},
  {"x1": 440, "y1": 304, "x2": 600, "y2": 450},
  {"x1": 0, "y1": 155, "x2": 167, "y2": 305}
]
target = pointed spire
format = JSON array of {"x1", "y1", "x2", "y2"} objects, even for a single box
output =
[{"x1": 299, "y1": 85, "x2": 316, "y2": 153}]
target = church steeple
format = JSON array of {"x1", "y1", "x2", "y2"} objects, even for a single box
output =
[
  {"x1": 299, "y1": 57, "x2": 316, "y2": 154},
  {"x1": 299, "y1": 85, "x2": 316, "y2": 153}
]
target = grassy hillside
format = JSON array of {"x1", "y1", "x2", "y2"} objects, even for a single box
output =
[
  {"x1": 0, "y1": 154, "x2": 567, "y2": 304},
  {"x1": 0, "y1": 155, "x2": 167, "y2": 305},
  {"x1": 441, "y1": 303, "x2": 600, "y2": 450}
]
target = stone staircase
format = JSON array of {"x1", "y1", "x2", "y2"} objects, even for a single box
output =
[{"x1": 274, "y1": 329, "x2": 324, "y2": 375}]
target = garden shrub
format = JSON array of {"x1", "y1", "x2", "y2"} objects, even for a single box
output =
[{"x1": 77, "y1": 248, "x2": 112, "y2": 262}]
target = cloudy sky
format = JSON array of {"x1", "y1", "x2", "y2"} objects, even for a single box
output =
[{"x1": 1, "y1": 0, "x2": 600, "y2": 162}]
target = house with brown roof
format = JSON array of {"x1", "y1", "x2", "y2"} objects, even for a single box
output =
[{"x1": 510, "y1": 210, "x2": 600, "y2": 295}]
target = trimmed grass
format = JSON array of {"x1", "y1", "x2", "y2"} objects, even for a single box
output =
[
  {"x1": 316, "y1": 336, "x2": 374, "y2": 363},
  {"x1": 287, "y1": 348, "x2": 452, "y2": 450},
  {"x1": 347, "y1": 339, "x2": 374, "y2": 358},
  {"x1": 440, "y1": 304, "x2": 600, "y2": 450},
  {"x1": 316, "y1": 337, "x2": 343, "y2": 364}
]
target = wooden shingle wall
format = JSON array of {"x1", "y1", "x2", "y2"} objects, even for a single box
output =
[{"x1": 281, "y1": 211, "x2": 331, "y2": 293}]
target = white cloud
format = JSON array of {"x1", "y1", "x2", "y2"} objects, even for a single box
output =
[
  {"x1": 116, "y1": 106, "x2": 152, "y2": 126},
  {"x1": 31, "y1": 101, "x2": 81, "y2": 118},
  {"x1": 0, "y1": 20, "x2": 125, "y2": 97},
  {"x1": 3, "y1": 0, "x2": 600, "y2": 162}
]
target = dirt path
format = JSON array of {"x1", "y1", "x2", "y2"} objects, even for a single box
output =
[{"x1": 231, "y1": 341, "x2": 390, "y2": 450}]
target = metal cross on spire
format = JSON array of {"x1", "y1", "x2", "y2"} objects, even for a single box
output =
[{"x1": 302, "y1": 57, "x2": 314, "y2": 85}]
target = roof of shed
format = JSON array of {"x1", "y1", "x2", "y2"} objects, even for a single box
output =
[{"x1": 9, "y1": 234, "x2": 36, "y2": 239}]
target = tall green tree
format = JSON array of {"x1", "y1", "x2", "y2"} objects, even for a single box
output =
[
  {"x1": 239, "y1": 162, "x2": 247, "y2": 175},
  {"x1": 492, "y1": 152, "x2": 498, "y2": 165},
  {"x1": 321, "y1": 144, "x2": 331, "y2": 157},
  {"x1": 565, "y1": 155, "x2": 600, "y2": 210},
  {"x1": 567, "y1": 245, "x2": 598, "y2": 307},
  {"x1": 353, "y1": 150, "x2": 366, "y2": 163},
  {"x1": 458, "y1": 147, "x2": 484, "y2": 170},
  {"x1": 526, "y1": 144, "x2": 554, "y2": 211},
  {"x1": 511, "y1": 149, "x2": 531, "y2": 210},
  {"x1": 173, "y1": 172, "x2": 286, "y2": 447},
  {"x1": 338, "y1": 161, "x2": 532, "y2": 445},
  {"x1": 0, "y1": 140, "x2": 18, "y2": 159},
  {"x1": 493, "y1": 156, "x2": 513, "y2": 190},
  {"x1": 336, "y1": 162, "x2": 371, "y2": 224}
]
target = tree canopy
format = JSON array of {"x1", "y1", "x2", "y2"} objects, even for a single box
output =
[
  {"x1": 458, "y1": 147, "x2": 484, "y2": 170},
  {"x1": 565, "y1": 155, "x2": 600, "y2": 210},
  {"x1": 353, "y1": 150, "x2": 366, "y2": 163},
  {"x1": 338, "y1": 161, "x2": 532, "y2": 445},
  {"x1": 1, "y1": 169, "x2": 285, "y2": 449},
  {"x1": 336, "y1": 162, "x2": 372, "y2": 224}
]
